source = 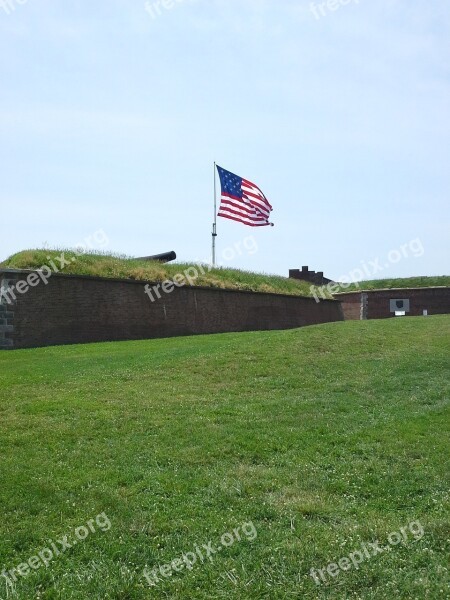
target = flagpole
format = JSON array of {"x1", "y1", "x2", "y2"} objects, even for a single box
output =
[{"x1": 212, "y1": 161, "x2": 217, "y2": 266}]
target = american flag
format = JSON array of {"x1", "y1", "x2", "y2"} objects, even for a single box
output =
[{"x1": 216, "y1": 165, "x2": 274, "y2": 227}]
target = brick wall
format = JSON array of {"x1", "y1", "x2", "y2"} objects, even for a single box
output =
[
  {"x1": 338, "y1": 292, "x2": 361, "y2": 321},
  {"x1": 289, "y1": 266, "x2": 333, "y2": 286},
  {"x1": 336, "y1": 287, "x2": 450, "y2": 320},
  {"x1": 0, "y1": 270, "x2": 344, "y2": 349},
  {"x1": 0, "y1": 274, "x2": 17, "y2": 349}
]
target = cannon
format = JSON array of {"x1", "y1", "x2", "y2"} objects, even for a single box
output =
[{"x1": 136, "y1": 251, "x2": 177, "y2": 263}]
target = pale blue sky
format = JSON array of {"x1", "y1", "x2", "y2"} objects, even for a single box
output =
[{"x1": 1, "y1": 0, "x2": 449, "y2": 280}]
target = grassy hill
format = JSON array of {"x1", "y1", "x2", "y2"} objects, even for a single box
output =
[
  {"x1": 341, "y1": 276, "x2": 450, "y2": 292},
  {"x1": 0, "y1": 249, "x2": 316, "y2": 298},
  {"x1": 0, "y1": 316, "x2": 449, "y2": 599},
  {"x1": 3, "y1": 250, "x2": 448, "y2": 299}
]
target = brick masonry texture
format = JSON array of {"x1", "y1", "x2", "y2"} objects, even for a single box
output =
[
  {"x1": 1, "y1": 270, "x2": 344, "y2": 349},
  {"x1": 0, "y1": 276, "x2": 17, "y2": 349},
  {"x1": 336, "y1": 288, "x2": 450, "y2": 320}
]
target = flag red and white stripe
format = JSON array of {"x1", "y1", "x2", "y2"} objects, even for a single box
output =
[{"x1": 216, "y1": 165, "x2": 274, "y2": 227}]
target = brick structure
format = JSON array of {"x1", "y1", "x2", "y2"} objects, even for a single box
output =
[
  {"x1": 0, "y1": 273, "x2": 17, "y2": 349},
  {"x1": 289, "y1": 266, "x2": 333, "y2": 286},
  {"x1": 0, "y1": 269, "x2": 344, "y2": 350},
  {"x1": 336, "y1": 287, "x2": 450, "y2": 320}
]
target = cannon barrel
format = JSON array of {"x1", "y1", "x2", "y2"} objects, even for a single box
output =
[{"x1": 136, "y1": 251, "x2": 177, "y2": 263}]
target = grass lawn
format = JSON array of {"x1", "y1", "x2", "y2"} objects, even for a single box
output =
[{"x1": 0, "y1": 316, "x2": 449, "y2": 599}]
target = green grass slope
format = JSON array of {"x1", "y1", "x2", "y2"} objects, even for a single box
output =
[
  {"x1": 342, "y1": 275, "x2": 450, "y2": 291},
  {"x1": 0, "y1": 317, "x2": 449, "y2": 599},
  {"x1": 4, "y1": 250, "x2": 448, "y2": 297},
  {"x1": 1, "y1": 249, "x2": 315, "y2": 297}
]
